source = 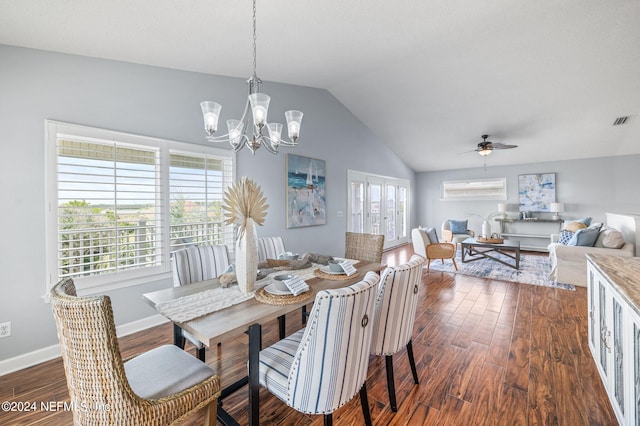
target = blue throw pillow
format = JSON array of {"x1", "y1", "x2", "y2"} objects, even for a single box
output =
[
  {"x1": 558, "y1": 230, "x2": 574, "y2": 245},
  {"x1": 425, "y1": 227, "x2": 439, "y2": 244},
  {"x1": 567, "y1": 224, "x2": 602, "y2": 247},
  {"x1": 449, "y1": 220, "x2": 468, "y2": 234}
]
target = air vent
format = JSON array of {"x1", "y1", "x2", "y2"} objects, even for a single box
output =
[{"x1": 613, "y1": 116, "x2": 629, "y2": 126}]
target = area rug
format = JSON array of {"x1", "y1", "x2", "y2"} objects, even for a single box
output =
[{"x1": 427, "y1": 251, "x2": 575, "y2": 290}]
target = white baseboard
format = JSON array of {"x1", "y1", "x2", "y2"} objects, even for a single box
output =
[{"x1": 0, "y1": 314, "x2": 169, "y2": 376}]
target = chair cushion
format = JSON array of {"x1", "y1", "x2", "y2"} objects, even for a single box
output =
[
  {"x1": 125, "y1": 344, "x2": 215, "y2": 399},
  {"x1": 259, "y1": 329, "x2": 305, "y2": 402},
  {"x1": 425, "y1": 227, "x2": 439, "y2": 244},
  {"x1": 449, "y1": 220, "x2": 468, "y2": 234}
]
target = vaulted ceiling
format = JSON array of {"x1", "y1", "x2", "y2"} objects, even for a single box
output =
[{"x1": 1, "y1": 0, "x2": 639, "y2": 171}]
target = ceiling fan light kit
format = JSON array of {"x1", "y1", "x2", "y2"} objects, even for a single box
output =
[{"x1": 200, "y1": 0, "x2": 303, "y2": 155}]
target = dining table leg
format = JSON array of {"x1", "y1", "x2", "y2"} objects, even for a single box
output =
[{"x1": 247, "y1": 323, "x2": 262, "y2": 426}]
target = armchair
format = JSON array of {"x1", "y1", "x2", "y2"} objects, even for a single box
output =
[
  {"x1": 412, "y1": 227, "x2": 458, "y2": 272},
  {"x1": 441, "y1": 219, "x2": 475, "y2": 245}
]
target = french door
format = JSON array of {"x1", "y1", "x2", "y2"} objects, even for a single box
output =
[{"x1": 347, "y1": 170, "x2": 409, "y2": 249}]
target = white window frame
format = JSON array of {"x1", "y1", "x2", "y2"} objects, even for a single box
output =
[
  {"x1": 45, "y1": 120, "x2": 235, "y2": 296},
  {"x1": 441, "y1": 177, "x2": 507, "y2": 201}
]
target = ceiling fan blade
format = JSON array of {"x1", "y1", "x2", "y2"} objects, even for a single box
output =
[{"x1": 490, "y1": 143, "x2": 518, "y2": 150}]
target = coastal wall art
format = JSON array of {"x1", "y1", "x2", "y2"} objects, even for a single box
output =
[
  {"x1": 518, "y1": 173, "x2": 556, "y2": 212},
  {"x1": 286, "y1": 154, "x2": 327, "y2": 228}
]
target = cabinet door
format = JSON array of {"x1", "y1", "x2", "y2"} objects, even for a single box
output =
[
  {"x1": 628, "y1": 308, "x2": 640, "y2": 426},
  {"x1": 588, "y1": 268, "x2": 598, "y2": 356},
  {"x1": 598, "y1": 278, "x2": 610, "y2": 378},
  {"x1": 610, "y1": 290, "x2": 625, "y2": 420}
]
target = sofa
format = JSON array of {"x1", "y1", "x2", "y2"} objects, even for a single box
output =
[{"x1": 548, "y1": 221, "x2": 635, "y2": 287}]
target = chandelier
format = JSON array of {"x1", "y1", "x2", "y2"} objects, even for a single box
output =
[{"x1": 200, "y1": 0, "x2": 303, "y2": 154}]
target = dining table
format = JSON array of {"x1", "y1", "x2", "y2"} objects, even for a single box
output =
[{"x1": 142, "y1": 259, "x2": 386, "y2": 426}]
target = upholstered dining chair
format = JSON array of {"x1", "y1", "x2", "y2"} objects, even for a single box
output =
[
  {"x1": 411, "y1": 227, "x2": 458, "y2": 272},
  {"x1": 257, "y1": 236, "x2": 286, "y2": 261},
  {"x1": 50, "y1": 278, "x2": 221, "y2": 426},
  {"x1": 370, "y1": 254, "x2": 425, "y2": 412},
  {"x1": 441, "y1": 219, "x2": 475, "y2": 246},
  {"x1": 345, "y1": 231, "x2": 385, "y2": 263},
  {"x1": 259, "y1": 271, "x2": 380, "y2": 426},
  {"x1": 172, "y1": 244, "x2": 231, "y2": 361}
]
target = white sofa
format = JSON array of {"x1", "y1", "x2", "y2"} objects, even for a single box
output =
[{"x1": 548, "y1": 226, "x2": 634, "y2": 287}]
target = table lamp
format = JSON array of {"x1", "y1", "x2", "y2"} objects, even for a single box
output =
[
  {"x1": 550, "y1": 202, "x2": 564, "y2": 220},
  {"x1": 497, "y1": 203, "x2": 508, "y2": 218}
]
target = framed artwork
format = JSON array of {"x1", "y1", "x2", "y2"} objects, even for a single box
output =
[
  {"x1": 286, "y1": 154, "x2": 326, "y2": 228},
  {"x1": 518, "y1": 173, "x2": 556, "y2": 212}
]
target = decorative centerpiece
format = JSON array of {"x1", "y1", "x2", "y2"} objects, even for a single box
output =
[
  {"x1": 223, "y1": 177, "x2": 268, "y2": 294},
  {"x1": 468, "y1": 211, "x2": 503, "y2": 238}
]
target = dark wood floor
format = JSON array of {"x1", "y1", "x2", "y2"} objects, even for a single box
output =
[{"x1": 1, "y1": 244, "x2": 617, "y2": 425}]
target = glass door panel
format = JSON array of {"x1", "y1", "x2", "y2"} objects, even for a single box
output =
[
  {"x1": 368, "y1": 179, "x2": 382, "y2": 235},
  {"x1": 350, "y1": 181, "x2": 364, "y2": 233},
  {"x1": 385, "y1": 184, "x2": 396, "y2": 242}
]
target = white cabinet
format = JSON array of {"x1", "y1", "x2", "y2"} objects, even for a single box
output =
[{"x1": 588, "y1": 257, "x2": 640, "y2": 425}]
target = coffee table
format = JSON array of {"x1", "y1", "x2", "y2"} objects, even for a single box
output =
[{"x1": 461, "y1": 237, "x2": 521, "y2": 270}]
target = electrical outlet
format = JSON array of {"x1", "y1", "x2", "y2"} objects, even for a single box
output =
[{"x1": 0, "y1": 322, "x2": 11, "y2": 338}]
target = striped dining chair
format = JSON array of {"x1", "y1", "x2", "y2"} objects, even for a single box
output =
[
  {"x1": 172, "y1": 244, "x2": 231, "y2": 361},
  {"x1": 257, "y1": 236, "x2": 286, "y2": 261},
  {"x1": 370, "y1": 254, "x2": 425, "y2": 412},
  {"x1": 259, "y1": 271, "x2": 380, "y2": 426}
]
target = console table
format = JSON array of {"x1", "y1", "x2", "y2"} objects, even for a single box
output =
[{"x1": 495, "y1": 218, "x2": 562, "y2": 252}]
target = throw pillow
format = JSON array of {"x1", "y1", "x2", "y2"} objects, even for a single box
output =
[
  {"x1": 567, "y1": 223, "x2": 602, "y2": 247},
  {"x1": 425, "y1": 227, "x2": 439, "y2": 244},
  {"x1": 449, "y1": 219, "x2": 468, "y2": 234},
  {"x1": 574, "y1": 217, "x2": 592, "y2": 227},
  {"x1": 564, "y1": 222, "x2": 587, "y2": 233},
  {"x1": 595, "y1": 227, "x2": 626, "y2": 249},
  {"x1": 558, "y1": 230, "x2": 574, "y2": 245}
]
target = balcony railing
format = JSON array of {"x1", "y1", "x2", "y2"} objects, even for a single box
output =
[{"x1": 59, "y1": 220, "x2": 228, "y2": 278}]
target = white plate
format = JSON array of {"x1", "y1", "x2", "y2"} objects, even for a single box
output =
[
  {"x1": 264, "y1": 283, "x2": 293, "y2": 296},
  {"x1": 320, "y1": 265, "x2": 346, "y2": 275}
]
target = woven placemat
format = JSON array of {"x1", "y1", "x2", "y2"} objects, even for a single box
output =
[
  {"x1": 313, "y1": 268, "x2": 361, "y2": 281},
  {"x1": 255, "y1": 287, "x2": 315, "y2": 305}
]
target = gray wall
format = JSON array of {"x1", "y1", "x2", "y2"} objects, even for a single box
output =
[
  {"x1": 416, "y1": 155, "x2": 640, "y2": 235},
  {"x1": 0, "y1": 44, "x2": 414, "y2": 363}
]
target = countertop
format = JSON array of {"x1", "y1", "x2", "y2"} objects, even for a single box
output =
[{"x1": 587, "y1": 254, "x2": 640, "y2": 315}]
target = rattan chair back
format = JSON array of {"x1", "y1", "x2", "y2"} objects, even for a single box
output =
[
  {"x1": 345, "y1": 232, "x2": 385, "y2": 263},
  {"x1": 50, "y1": 278, "x2": 220, "y2": 425}
]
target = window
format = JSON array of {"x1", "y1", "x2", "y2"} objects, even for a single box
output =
[
  {"x1": 441, "y1": 178, "x2": 507, "y2": 201},
  {"x1": 46, "y1": 121, "x2": 235, "y2": 293}
]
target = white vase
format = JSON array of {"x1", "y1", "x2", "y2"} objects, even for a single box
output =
[
  {"x1": 236, "y1": 218, "x2": 258, "y2": 294},
  {"x1": 482, "y1": 220, "x2": 491, "y2": 238}
]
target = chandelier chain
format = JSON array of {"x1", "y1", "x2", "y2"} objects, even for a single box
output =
[{"x1": 252, "y1": 0, "x2": 257, "y2": 77}]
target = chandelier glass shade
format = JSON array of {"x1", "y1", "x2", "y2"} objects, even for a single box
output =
[{"x1": 200, "y1": 0, "x2": 303, "y2": 154}]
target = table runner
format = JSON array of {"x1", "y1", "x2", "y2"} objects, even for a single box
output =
[{"x1": 155, "y1": 259, "x2": 358, "y2": 323}]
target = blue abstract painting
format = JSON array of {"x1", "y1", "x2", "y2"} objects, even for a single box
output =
[{"x1": 518, "y1": 173, "x2": 556, "y2": 212}]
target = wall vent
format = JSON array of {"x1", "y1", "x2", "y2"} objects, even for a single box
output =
[{"x1": 613, "y1": 116, "x2": 629, "y2": 126}]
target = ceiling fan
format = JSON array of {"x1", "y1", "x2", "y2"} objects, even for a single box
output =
[{"x1": 474, "y1": 134, "x2": 518, "y2": 156}]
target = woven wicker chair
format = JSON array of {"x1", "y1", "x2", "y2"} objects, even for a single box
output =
[
  {"x1": 50, "y1": 278, "x2": 221, "y2": 426},
  {"x1": 345, "y1": 232, "x2": 385, "y2": 263}
]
